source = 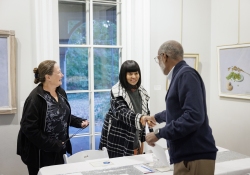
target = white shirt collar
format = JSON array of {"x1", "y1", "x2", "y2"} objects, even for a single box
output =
[{"x1": 167, "y1": 66, "x2": 175, "y2": 83}]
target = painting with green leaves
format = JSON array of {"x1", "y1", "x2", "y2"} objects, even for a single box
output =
[{"x1": 218, "y1": 44, "x2": 250, "y2": 99}]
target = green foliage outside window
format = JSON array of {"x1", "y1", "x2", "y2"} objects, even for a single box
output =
[{"x1": 66, "y1": 20, "x2": 119, "y2": 90}]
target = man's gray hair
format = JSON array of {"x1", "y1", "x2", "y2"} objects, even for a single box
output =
[{"x1": 159, "y1": 40, "x2": 184, "y2": 60}]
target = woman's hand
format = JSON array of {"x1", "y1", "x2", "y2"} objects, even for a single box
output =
[{"x1": 81, "y1": 120, "x2": 89, "y2": 128}]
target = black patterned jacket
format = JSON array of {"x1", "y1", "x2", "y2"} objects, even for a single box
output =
[
  {"x1": 99, "y1": 82, "x2": 150, "y2": 158},
  {"x1": 17, "y1": 84, "x2": 85, "y2": 168}
]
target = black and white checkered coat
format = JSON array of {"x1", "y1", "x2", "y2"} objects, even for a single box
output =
[{"x1": 99, "y1": 82, "x2": 150, "y2": 158}]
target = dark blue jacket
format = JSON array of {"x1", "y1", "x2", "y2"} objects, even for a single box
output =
[{"x1": 155, "y1": 60, "x2": 217, "y2": 164}]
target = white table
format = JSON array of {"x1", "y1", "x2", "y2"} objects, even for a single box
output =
[
  {"x1": 215, "y1": 158, "x2": 250, "y2": 175},
  {"x1": 38, "y1": 149, "x2": 250, "y2": 175},
  {"x1": 38, "y1": 154, "x2": 155, "y2": 175}
]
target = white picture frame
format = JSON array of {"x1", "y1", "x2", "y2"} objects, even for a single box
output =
[
  {"x1": 217, "y1": 44, "x2": 250, "y2": 99},
  {"x1": 0, "y1": 30, "x2": 17, "y2": 114}
]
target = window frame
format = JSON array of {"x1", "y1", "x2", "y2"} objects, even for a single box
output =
[
  {"x1": 58, "y1": 0, "x2": 122, "y2": 149},
  {"x1": 31, "y1": 0, "x2": 151, "y2": 150}
]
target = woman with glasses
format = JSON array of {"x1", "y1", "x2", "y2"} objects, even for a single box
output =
[
  {"x1": 99, "y1": 60, "x2": 150, "y2": 158},
  {"x1": 17, "y1": 60, "x2": 89, "y2": 175}
]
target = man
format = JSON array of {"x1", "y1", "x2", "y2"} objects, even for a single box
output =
[{"x1": 146, "y1": 40, "x2": 218, "y2": 175}]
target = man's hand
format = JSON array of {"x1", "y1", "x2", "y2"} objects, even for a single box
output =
[
  {"x1": 146, "y1": 116, "x2": 157, "y2": 128},
  {"x1": 81, "y1": 120, "x2": 89, "y2": 128},
  {"x1": 140, "y1": 116, "x2": 157, "y2": 127},
  {"x1": 146, "y1": 132, "x2": 159, "y2": 147}
]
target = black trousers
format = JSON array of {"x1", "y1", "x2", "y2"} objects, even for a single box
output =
[
  {"x1": 27, "y1": 150, "x2": 65, "y2": 175},
  {"x1": 27, "y1": 165, "x2": 39, "y2": 175}
]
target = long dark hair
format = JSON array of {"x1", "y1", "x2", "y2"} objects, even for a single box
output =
[{"x1": 119, "y1": 60, "x2": 141, "y2": 90}]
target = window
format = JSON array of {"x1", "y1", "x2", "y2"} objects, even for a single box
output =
[{"x1": 58, "y1": 0, "x2": 121, "y2": 153}]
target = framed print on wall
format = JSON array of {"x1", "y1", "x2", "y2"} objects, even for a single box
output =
[
  {"x1": 184, "y1": 53, "x2": 199, "y2": 70},
  {"x1": 0, "y1": 30, "x2": 17, "y2": 114},
  {"x1": 217, "y1": 44, "x2": 250, "y2": 99}
]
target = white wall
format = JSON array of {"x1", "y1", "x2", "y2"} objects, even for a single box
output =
[
  {"x1": 149, "y1": 0, "x2": 211, "y2": 123},
  {"x1": 150, "y1": 0, "x2": 182, "y2": 117},
  {"x1": 150, "y1": 0, "x2": 250, "y2": 157},
  {"x1": 0, "y1": 0, "x2": 34, "y2": 174},
  {"x1": 150, "y1": 0, "x2": 211, "y2": 114},
  {"x1": 210, "y1": 0, "x2": 250, "y2": 155}
]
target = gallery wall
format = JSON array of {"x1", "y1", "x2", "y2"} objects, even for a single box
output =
[
  {"x1": 210, "y1": 0, "x2": 250, "y2": 155},
  {"x1": 150, "y1": 0, "x2": 212, "y2": 113},
  {"x1": 149, "y1": 0, "x2": 211, "y2": 132},
  {"x1": 0, "y1": 0, "x2": 33, "y2": 174},
  {"x1": 149, "y1": 0, "x2": 250, "y2": 157}
]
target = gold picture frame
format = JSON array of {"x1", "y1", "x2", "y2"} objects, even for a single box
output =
[
  {"x1": 183, "y1": 53, "x2": 199, "y2": 70},
  {"x1": 0, "y1": 30, "x2": 17, "y2": 114}
]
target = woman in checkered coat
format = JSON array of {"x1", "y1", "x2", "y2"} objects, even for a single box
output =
[{"x1": 99, "y1": 60, "x2": 150, "y2": 158}]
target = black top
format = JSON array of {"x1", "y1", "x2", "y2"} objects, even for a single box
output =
[
  {"x1": 127, "y1": 89, "x2": 142, "y2": 149},
  {"x1": 43, "y1": 91, "x2": 69, "y2": 144}
]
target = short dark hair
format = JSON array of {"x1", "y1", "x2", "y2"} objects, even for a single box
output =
[{"x1": 119, "y1": 60, "x2": 141, "y2": 90}]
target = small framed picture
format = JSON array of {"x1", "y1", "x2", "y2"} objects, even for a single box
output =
[
  {"x1": 217, "y1": 44, "x2": 250, "y2": 99},
  {"x1": 183, "y1": 53, "x2": 199, "y2": 70}
]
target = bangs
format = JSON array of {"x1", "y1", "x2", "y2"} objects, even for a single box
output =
[{"x1": 125, "y1": 62, "x2": 140, "y2": 73}]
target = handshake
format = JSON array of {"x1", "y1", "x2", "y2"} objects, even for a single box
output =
[
  {"x1": 140, "y1": 115, "x2": 156, "y2": 128},
  {"x1": 140, "y1": 116, "x2": 160, "y2": 146}
]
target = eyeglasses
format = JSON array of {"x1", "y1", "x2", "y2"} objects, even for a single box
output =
[{"x1": 154, "y1": 53, "x2": 164, "y2": 63}]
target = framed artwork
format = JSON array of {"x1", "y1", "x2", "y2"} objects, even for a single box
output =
[
  {"x1": 166, "y1": 53, "x2": 199, "y2": 90},
  {"x1": 183, "y1": 54, "x2": 199, "y2": 70},
  {"x1": 217, "y1": 44, "x2": 250, "y2": 99},
  {"x1": 0, "y1": 30, "x2": 17, "y2": 114}
]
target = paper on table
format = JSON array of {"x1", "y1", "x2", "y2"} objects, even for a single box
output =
[
  {"x1": 89, "y1": 160, "x2": 114, "y2": 167},
  {"x1": 134, "y1": 164, "x2": 154, "y2": 174},
  {"x1": 58, "y1": 173, "x2": 83, "y2": 175}
]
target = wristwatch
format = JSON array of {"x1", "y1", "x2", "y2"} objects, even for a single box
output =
[{"x1": 154, "y1": 128, "x2": 160, "y2": 139}]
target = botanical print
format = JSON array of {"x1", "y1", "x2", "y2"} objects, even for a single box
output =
[{"x1": 218, "y1": 44, "x2": 250, "y2": 99}]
